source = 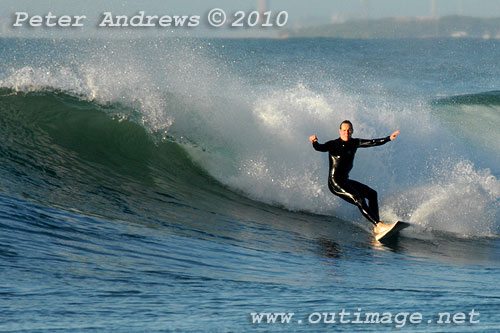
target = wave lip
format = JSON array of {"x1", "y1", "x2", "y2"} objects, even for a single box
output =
[
  {"x1": 0, "y1": 61, "x2": 173, "y2": 136},
  {"x1": 433, "y1": 90, "x2": 500, "y2": 106}
]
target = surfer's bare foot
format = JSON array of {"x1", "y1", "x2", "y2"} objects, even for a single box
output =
[{"x1": 374, "y1": 222, "x2": 392, "y2": 234}]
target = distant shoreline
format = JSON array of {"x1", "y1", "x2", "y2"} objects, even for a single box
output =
[{"x1": 279, "y1": 15, "x2": 500, "y2": 40}]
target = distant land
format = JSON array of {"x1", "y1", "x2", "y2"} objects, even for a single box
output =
[{"x1": 279, "y1": 16, "x2": 500, "y2": 39}]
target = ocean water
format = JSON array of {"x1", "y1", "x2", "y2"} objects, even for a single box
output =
[{"x1": 0, "y1": 37, "x2": 500, "y2": 332}]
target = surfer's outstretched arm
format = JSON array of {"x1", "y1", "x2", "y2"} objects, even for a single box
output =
[
  {"x1": 358, "y1": 130, "x2": 400, "y2": 148},
  {"x1": 309, "y1": 135, "x2": 333, "y2": 152}
]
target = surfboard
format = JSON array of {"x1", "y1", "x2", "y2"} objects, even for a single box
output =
[{"x1": 375, "y1": 221, "x2": 410, "y2": 242}]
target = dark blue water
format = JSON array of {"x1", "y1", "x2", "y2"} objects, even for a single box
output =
[{"x1": 1, "y1": 37, "x2": 500, "y2": 332}]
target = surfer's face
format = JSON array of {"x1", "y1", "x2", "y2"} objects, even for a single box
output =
[{"x1": 339, "y1": 123, "x2": 353, "y2": 141}]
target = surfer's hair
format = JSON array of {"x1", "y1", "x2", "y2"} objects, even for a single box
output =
[{"x1": 339, "y1": 120, "x2": 353, "y2": 132}]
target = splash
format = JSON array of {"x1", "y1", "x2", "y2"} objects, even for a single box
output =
[{"x1": 384, "y1": 160, "x2": 499, "y2": 237}]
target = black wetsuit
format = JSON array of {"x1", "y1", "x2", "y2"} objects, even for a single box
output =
[{"x1": 312, "y1": 136, "x2": 391, "y2": 225}]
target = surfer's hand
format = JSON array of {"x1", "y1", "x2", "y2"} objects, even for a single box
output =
[
  {"x1": 309, "y1": 135, "x2": 318, "y2": 143},
  {"x1": 390, "y1": 130, "x2": 400, "y2": 141}
]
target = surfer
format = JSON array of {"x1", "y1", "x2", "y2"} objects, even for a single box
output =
[{"x1": 309, "y1": 120, "x2": 400, "y2": 235}]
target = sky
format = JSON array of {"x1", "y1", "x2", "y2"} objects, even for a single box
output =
[{"x1": 2, "y1": 0, "x2": 500, "y2": 38}]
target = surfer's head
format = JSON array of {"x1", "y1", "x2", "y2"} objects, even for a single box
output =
[{"x1": 339, "y1": 120, "x2": 353, "y2": 141}]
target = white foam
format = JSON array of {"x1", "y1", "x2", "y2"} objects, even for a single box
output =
[{"x1": 384, "y1": 160, "x2": 499, "y2": 237}]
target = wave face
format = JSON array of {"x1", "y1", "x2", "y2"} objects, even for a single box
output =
[
  {"x1": 0, "y1": 88, "x2": 213, "y2": 226},
  {"x1": 433, "y1": 91, "x2": 500, "y2": 159},
  {"x1": 0, "y1": 38, "x2": 499, "y2": 239}
]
